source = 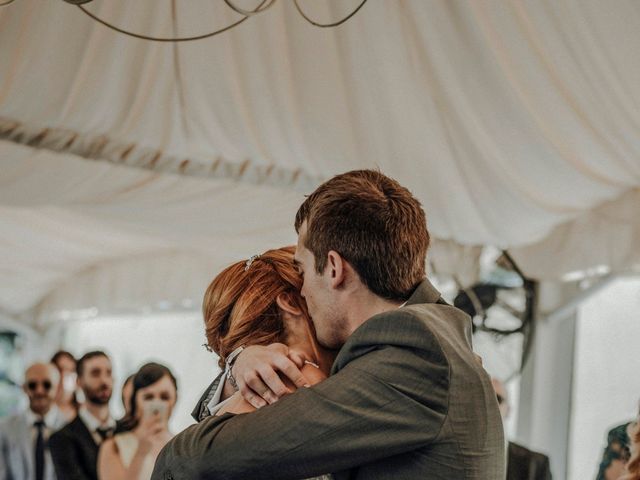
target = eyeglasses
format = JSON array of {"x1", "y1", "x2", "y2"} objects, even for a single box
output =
[{"x1": 27, "y1": 380, "x2": 53, "y2": 391}]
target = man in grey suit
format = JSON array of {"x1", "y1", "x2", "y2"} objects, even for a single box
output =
[
  {"x1": 152, "y1": 170, "x2": 505, "y2": 479},
  {"x1": 0, "y1": 362, "x2": 67, "y2": 480}
]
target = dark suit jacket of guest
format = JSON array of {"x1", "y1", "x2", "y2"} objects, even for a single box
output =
[
  {"x1": 507, "y1": 442, "x2": 552, "y2": 480},
  {"x1": 49, "y1": 416, "x2": 99, "y2": 480},
  {"x1": 152, "y1": 278, "x2": 506, "y2": 480}
]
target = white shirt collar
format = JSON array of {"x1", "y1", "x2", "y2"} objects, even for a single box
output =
[
  {"x1": 206, "y1": 376, "x2": 226, "y2": 417},
  {"x1": 78, "y1": 406, "x2": 116, "y2": 432},
  {"x1": 25, "y1": 405, "x2": 60, "y2": 428}
]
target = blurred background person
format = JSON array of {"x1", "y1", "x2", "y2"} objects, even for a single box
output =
[
  {"x1": 50, "y1": 351, "x2": 115, "y2": 480},
  {"x1": 597, "y1": 420, "x2": 634, "y2": 480},
  {"x1": 620, "y1": 417, "x2": 640, "y2": 480},
  {"x1": 0, "y1": 362, "x2": 66, "y2": 480},
  {"x1": 492, "y1": 377, "x2": 552, "y2": 480},
  {"x1": 51, "y1": 350, "x2": 78, "y2": 423},
  {"x1": 120, "y1": 374, "x2": 135, "y2": 419},
  {"x1": 98, "y1": 362, "x2": 177, "y2": 480}
]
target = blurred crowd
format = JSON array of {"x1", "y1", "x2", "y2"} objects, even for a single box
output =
[
  {"x1": 2, "y1": 348, "x2": 639, "y2": 480},
  {"x1": 0, "y1": 350, "x2": 177, "y2": 480}
]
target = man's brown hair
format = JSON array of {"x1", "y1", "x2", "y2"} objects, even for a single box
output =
[
  {"x1": 295, "y1": 170, "x2": 429, "y2": 301},
  {"x1": 76, "y1": 351, "x2": 108, "y2": 378}
]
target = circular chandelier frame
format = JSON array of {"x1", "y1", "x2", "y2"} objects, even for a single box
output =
[
  {"x1": 223, "y1": 0, "x2": 276, "y2": 17},
  {"x1": 293, "y1": 0, "x2": 368, "y2": 28},
  {"x1": 67, "y1": 0, "x2": 369, "y2": 42}
]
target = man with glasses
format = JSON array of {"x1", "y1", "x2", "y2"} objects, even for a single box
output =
[{"x1": 0, "y1": 362, "x2": 66, "y2": 480}]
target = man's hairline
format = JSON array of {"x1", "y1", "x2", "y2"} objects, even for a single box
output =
[
  {"x1": 78, "y1": 354, "x2": 112, "y2": 378},
  {"x1": 25, "y1": 363, "x2": 60, "y2": 384}
]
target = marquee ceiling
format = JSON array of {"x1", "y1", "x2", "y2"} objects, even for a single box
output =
[{"x1": 0, "y1": 0, "x2": 638, "y2": 327}]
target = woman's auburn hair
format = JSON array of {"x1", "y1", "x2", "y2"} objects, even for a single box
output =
[{"x1": 203, "y1": 246, "x2": 308, "y2": 368}]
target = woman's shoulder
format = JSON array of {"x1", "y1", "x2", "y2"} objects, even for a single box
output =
[
  {"x1": 215, "y1": 393, "x2": 255, "y2": 416},
  {"x1": 113, "y1": 431, "x2": 138, "y2": 452},
  {"x1": 97, "y1": 436, "x2": 120, "y2": 463},
  {"x1": 99, "y1": 436, "x2": 116, "y2": 453}
]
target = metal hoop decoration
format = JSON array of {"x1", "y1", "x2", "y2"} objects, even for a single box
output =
[
  {"x1": 293, "y1": 0, "x2": 369, "y2": 28},
  {"x1": 75, "y1": 0, "x2": 272, "y2": 42},
  {"x1": 223, "y1": 0, "x2": 277, "y2": 17}
]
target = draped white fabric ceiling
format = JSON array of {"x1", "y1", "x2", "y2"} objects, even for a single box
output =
[{"x1": 0, "y1": 0, "x2": 639, "y2": 329}]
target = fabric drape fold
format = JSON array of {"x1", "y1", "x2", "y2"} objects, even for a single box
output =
[{"x1": 0, "y1": 0, "x2": 639, "y2": 322}]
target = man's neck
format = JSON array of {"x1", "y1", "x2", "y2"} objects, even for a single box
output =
[
  {"x1": 83, "y1": 402, "x2": 110, "y2": 424},
  {"x1": 29, "y1": 407, "x2": 50, "y2": 419},
  {"x1": 344, "y1": 289, "x2": 404, "y2": 337}
]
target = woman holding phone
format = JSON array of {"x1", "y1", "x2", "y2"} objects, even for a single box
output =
[{"x1": 98, "y1": 362, "x2": 177, "y2": 480}]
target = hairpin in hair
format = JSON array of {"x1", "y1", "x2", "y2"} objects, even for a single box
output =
[{"x1": 244, "y1": 254, "x2": 261, "y2": 271}]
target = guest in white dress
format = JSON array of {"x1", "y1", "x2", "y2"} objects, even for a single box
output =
[{"x1": 97, "y1": 363, "x2": 177, "y2": 480}]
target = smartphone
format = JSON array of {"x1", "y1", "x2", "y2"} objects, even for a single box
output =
[{"x1": 142, "y1": 400, "x2": 168, "y2": 422}]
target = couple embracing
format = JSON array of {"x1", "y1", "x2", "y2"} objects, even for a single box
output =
[{"x1": 152, "y1": 170, "x2": 505, "y2": 479}]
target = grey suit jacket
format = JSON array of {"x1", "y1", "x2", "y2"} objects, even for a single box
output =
[
  {"x1": 0, "y1": 409, "x2": 66, "y2": 480},
  {"x1": 152, "y1": 279, "x2": 506, "y2": 479}
]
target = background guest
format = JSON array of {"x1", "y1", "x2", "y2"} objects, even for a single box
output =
[
  {"x1": 0, "y1": 362, "x2": 66, "y2": 480},
  {"x1": 120, "y1": 374, "x2": 134, "y2": 419},
  {"x1": 51, "y1": 350, "x2": 78, "y2": 423},
  {"x1": 616, "y1": 404, "x2": 640, "y2": 480},
  {"x1": 597, "y1": 421, "x2": 633, "y2": 480},
  {"x1": 50, "y1": 351, "x2": 115, "y2": 480},
  {"x1": 492, "y1": 377, "x2": 553, "y2": 480},
  {"x1": 98, "y1": 363, "x2": 177, "y2": 480}
]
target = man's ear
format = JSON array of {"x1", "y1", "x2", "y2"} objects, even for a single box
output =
[
  {"x1": 276, "y1": 293, "x2": 303, "y2": 316},
  {"x1": 326, "y1": 250, "x2": 346, "y2": 288}
]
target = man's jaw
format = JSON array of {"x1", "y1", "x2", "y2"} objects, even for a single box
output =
[
  {"x1": 86, "y1": 387, "x2": 112, "y2": 405},
  {"x1": 30, "y1": 397, "x2": 51, "y2": 415}
]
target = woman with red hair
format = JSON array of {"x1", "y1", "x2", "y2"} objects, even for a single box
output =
[{"x1": 202, "y1": 246, "x2": 335, "y2": 417}]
